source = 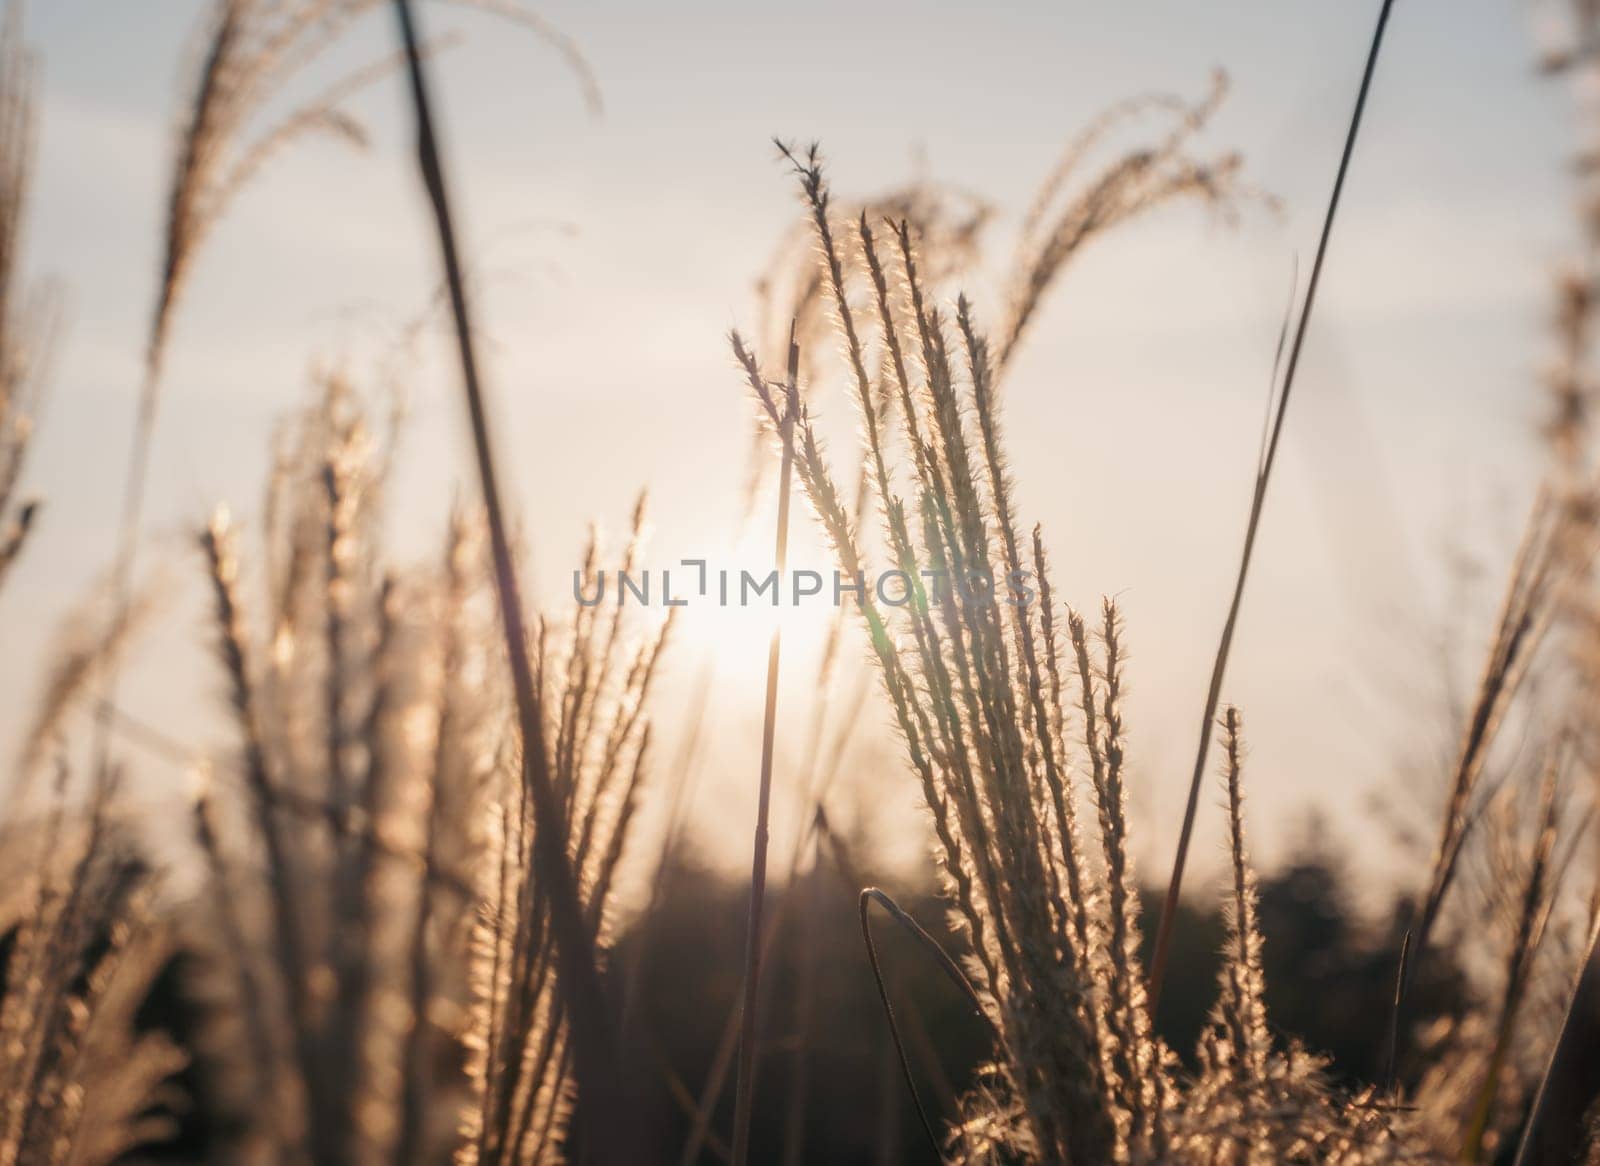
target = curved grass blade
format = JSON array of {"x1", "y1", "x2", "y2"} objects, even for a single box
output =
[{"x1": 858, "y1": 886, "x2": 996, "y2": 1159}]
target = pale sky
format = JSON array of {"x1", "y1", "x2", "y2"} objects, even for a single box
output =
[{"x1": 0, "y1": 0, "x2": 1580, "y2": 890}]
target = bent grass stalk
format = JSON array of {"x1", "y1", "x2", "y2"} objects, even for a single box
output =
[{"x1": 858, "y1": 881, "x2": 997, "y2": 1156}]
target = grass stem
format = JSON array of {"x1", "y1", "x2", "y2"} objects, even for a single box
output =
[{"x1": 730, "y1": 322, "x2": 800, "y2": 1166}]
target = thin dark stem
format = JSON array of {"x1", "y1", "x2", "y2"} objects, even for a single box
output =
[
  {"x1": 680, "y1": 792, "x2": 834, "y2": 1166},
  {"x1": 730, "y1": 323, "x2": 800, "y2": 1166},
  {"x1": 855, "y1": 884, "x2": 995, "y2": 1158},
  {"x1": 1512, "y1": 919, "x2": 1600, "y2": 1165},
  {"x1": 859, "y1": 889, "x2": 942, "y2": 1158},
  {"x1": 1381, "y1": 929, "x2": 1412, "y2": 1092},
  {"x1": 1148, "y1": 0, "x2": 1397, "y2": 1017},
  {"x1": 389, "y1": 2, "x2": 632, "y2": 1158},
  {"x1": 859, "y1": 887, "x2": 990, "y2": 1028}
]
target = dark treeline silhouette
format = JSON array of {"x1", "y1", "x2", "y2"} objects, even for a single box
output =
[
  {"x1": 581, "y1": 832, "x2": 1469, "y2": 1164},
  {"x1": 79, "y1": 822, "x2": 1476, "y2": 1163}
]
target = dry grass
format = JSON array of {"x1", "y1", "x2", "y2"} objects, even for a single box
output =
[
  {"x1": 734, "y1": 128, "x2": 1258, "y2": 1159},
  {"x1": 2, "y1": 1, "x2": 1600, "y2": 1164},
  {"x1": 725, "y1": 27, "x2": 1600, "y2": 1153},
  {"x1": 181, "y1": 379, "x2": 670, "y2": 1164}
]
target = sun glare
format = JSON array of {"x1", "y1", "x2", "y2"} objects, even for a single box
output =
[{"x1": 667, "y1": 525, "x2": 843, "y2": 683}]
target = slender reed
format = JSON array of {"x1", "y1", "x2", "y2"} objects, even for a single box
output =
[
  {"x1": 730, "y1": 323, "x2": 800, "y2": 1166},
  {"x1": 389, "y1": 2, "x2": 632, "y2": 1158},
  {"x1": 1147, "y1": 0, "x2": 1398, "y2": 1016}
]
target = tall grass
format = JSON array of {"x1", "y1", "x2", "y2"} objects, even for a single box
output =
[
  {"x1": 729, "y1": 324, "x2": 799, "y2": 1166},
  {"x1": 2, "y1": 1, "x2": 1600, "y2": 1164},
  {"x1": 0, "y1": 8, "x2": 185, "y2": 1163},
  {"x1": 726, "y1": 46, "x2": 1596, "y2": 1159},
  {"x1": 1147, "y1": 0, "x2": 1396, "y2": 1016},
  {"x1": 185, "y1": 379, "x2": 669, "y2": 1163}
]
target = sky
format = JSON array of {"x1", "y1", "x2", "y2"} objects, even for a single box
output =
[{"x1": 0, "y1": 0, "x2": 1582, "y2": 893}]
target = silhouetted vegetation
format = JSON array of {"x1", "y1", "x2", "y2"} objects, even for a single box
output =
[
  {"x1": 4, "y1": 0, "x2": 1600, "y2": 1162},
  {"x1": 92, "y1": 836, "x2": 1470, "y2": 1162}
]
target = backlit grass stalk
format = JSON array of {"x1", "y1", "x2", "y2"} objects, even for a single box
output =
[
  {"x1": 743, "y1": 146, "x2": 1138, "y2": 1161},
  {"x1": 730, "y1": 322, "x2": 800, "y2": 1166},
  {"x1": 199, "y1": 507, "x2": 330, "y2": 1156},
  {"x1": 736, "y1": 114, "x2": 1462, "y2": 1159},
  {"x1": 1459, "y1": 764, "x2": 1561, "y2": 1161}
]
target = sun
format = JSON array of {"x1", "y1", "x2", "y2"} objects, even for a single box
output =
[{"x1": 667, "y1": 525, "x2": 844, "y2": 685}]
